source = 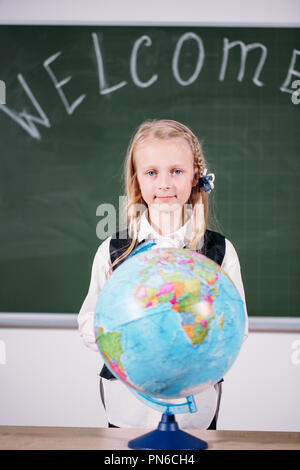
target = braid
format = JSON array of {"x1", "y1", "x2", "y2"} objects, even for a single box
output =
[{"x1": 185, "y1": 132, "x2": 206, "y2": 177}]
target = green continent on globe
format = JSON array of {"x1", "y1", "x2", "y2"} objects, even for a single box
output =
[
  {"x1": 193, "y1": 322, "x2": 211, "y2": 344},
  {"x1": 96, "y1": 329, "x2": 127, "y2": 381}
]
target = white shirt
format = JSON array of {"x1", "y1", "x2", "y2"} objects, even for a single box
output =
[{"x1": 78, "y1": 212, "x2": 248, "y2": 428}]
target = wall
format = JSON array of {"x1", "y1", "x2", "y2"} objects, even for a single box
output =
[
  {"x1": 0, "y1": 0, "x2": 299, "y2": 25},
  {"x1": 0, "y1": 0, "x2": 299, "y2": 431},
  {"x1": 0, "y1": 326, "x2": 299, "y2": 431}
]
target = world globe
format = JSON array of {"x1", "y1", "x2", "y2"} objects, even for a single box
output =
[{"x1": 94, "y1": 241, "x2": 245, "y2": 405}]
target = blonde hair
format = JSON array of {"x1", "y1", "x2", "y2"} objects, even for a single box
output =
[{"x1": 111, "y1": 119, "x2": 212, "y2": 270}]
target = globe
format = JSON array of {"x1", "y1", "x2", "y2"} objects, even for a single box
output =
[{"x1": 94, "y1": 241, "x2": 246, "y2": 403}]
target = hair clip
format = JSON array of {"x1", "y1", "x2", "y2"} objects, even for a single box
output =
[{"x1": 197, "y1": 169, "x2": 215, "y2": 193}]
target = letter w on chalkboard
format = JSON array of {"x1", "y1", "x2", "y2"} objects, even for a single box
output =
[{"x1": 0, "y1": 74, "x2": 50, "y2": 139}]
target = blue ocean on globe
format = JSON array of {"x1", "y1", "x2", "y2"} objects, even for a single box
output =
[{"x1": 94, "y1": 243, "x2": 245, "y2": 400}]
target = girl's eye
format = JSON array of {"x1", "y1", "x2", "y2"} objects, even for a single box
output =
[{"x1": 146, "y1": 169, "x2": 182, "y2": 176}]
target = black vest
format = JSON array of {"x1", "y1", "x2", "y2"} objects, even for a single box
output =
[{"x1": 100, "y1": 229, "x2": 225, "y2": 380}]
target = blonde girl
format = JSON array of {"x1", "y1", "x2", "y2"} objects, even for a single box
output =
[{"x1": 78, "y1": 119, "x2": 248, "y2": 429}]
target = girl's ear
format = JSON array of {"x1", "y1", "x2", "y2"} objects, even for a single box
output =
[
  {"x1": 134, "y1": 173, "x2": 142, "y2": 198},
  {"x1": 192, "y1": 169, "x2": 200, "y2": 187},
  {"x1": 135, "y1": 174, "x2": 142, "y2": 193}
]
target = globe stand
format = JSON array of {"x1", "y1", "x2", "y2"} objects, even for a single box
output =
[{"x1": 128, "y1": 412, "x2": 208, "y2": 450}]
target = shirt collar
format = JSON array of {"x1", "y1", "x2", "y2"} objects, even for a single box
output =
[{"x1": 137, "y1": 209, "x2": 204, "y2": 249}]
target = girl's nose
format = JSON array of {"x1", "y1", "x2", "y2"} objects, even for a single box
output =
[{"x1": 157, "y1": 174, "x2": 171, "y2": 189}]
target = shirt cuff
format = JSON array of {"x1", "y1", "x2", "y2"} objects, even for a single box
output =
[{"x1": 81, "y1": 334, "x2": 99, "y2": 352}]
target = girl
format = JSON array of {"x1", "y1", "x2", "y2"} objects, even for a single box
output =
[{"x1": 78, "y1": 119, "x2": 248, "y2": 429}]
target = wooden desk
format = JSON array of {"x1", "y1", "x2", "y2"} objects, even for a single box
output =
[{"x1": 0, "y1": 426, "x2": 299, "y2": 450}]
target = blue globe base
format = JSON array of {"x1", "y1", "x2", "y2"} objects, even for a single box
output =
[{"x1": 128, "y1": 413, "x2": 208, "y2": 450}]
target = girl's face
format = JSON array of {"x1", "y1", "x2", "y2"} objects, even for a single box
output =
[{"x1": 134, "y1": 137, "x2": 198, "y2": 211}]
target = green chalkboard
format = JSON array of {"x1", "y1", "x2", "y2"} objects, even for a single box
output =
[{"x1": 0, "y1": 25, "x2": 299, "y2": 317}]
